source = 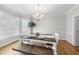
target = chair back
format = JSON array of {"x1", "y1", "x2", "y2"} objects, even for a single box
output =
[{"x1": 54, "y1": 32, "x2": 59, "y2": 42}]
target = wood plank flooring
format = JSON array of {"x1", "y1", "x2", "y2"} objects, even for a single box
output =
[
  {"x1": 0, "y1": 40, "x2": 79, "y2": 55},
  {"x1": 0, "y1": 40, "x2": 53, "y2": 55},
  {"x1": 57, "y1": 40, "x2": 79, "y2": 55},
  {"x1": 0, "y1": 41, "x2": 22, "y2": 55}
]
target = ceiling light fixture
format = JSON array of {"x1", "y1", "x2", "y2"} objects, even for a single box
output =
[{"x1": 33, "y1": 4, "x2": 44, "y2": 21}]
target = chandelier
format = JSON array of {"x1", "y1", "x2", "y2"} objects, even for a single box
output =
[{"x1": 32, "y1": 4, "x2": 44, "y2": 21}]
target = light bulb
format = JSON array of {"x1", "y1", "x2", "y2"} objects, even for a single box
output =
[
  {"x1": 36, "y1": 13, "x2": 39, "y2": 16},
  {"x1": 33, "y1": 15, "x2": 36, "y2": 17}
]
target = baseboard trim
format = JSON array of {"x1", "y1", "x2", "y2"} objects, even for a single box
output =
[{"x1": 0, "y1": 35, "x2": 20, "y2": 48}]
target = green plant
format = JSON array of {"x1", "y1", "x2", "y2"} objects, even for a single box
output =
[
  {"x1": 28, "y1": 21, "x2": 36, "y2": 34},
  {"x1": 28, "y1": 21, "x2": 36, "y2": 27}
]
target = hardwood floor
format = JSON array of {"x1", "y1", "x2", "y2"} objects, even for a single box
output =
[
  {"x1": 57, "y1": 40, "x2": 79, "y2": 55},
  {"x1": 0, "y1": 41, "x2": 22, "y2": 55},
  {"x1": 0, "y1": 40, "x2": 53, "y2": 55},
  {"x1": 0, "y1": 40, "x2": 79, "y2": 55}
]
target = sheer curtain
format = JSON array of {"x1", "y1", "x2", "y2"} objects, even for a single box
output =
[
  {"x1": 20, "y1": 18, "x2": 29, "y2": 36},
  {"x1": 0, "y1": 11, "x2": 19, "y2": 47}
]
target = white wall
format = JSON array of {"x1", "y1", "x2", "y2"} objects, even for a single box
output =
[
  {"x1": 0, "y1": 11, "x2": 20, "y2": 47},
  {"x1": 0, "y1": 12, "x2": 2, "y2": 40},
  {"x1": 66, "y1": 5, "x2": 79, "y2": 46},
  {"x1": 33, "y1": 15, "x2": 66, "y2": 39}
]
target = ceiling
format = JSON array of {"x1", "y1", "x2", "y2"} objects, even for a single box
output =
[{"x1": 0, "y1": 4, "x2": 76, "y2": 18}]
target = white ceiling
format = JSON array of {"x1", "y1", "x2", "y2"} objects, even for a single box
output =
[{"x1": 0, "y1": 4, "x2": 76, "y2": 18}]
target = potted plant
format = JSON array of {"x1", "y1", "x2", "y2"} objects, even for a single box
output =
[{"x1": 28, "y1": 21, "x2": 36, "y2": 34}]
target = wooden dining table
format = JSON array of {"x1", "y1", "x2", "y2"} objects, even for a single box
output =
[
  {"x1": 12, "y1": 41, "x2": 54, "y2": 55},
  {"x1": 12, "y1": 36, "x2": 56, "y2": 55}
]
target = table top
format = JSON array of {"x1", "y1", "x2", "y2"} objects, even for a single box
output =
[
  {"x1": 21, "y1": 35, "x2": 56, "y2": 42},
  {"x1": 12, "y1": 41, "x2": 53, "y2": 55}
]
